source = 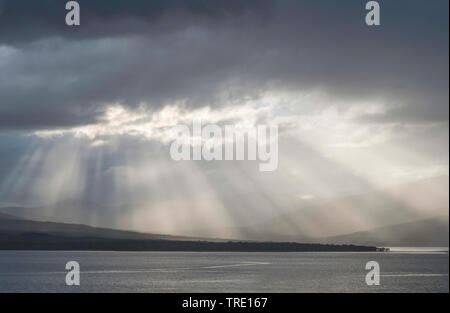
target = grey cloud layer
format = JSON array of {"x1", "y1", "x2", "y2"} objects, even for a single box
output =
[{"x1": 0, "y1": 0, "x2": 448, "y2": 130}]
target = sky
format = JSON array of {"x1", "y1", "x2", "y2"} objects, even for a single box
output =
[{"x1": 0, "y1": 0, "x2": 448, "y2": 233}]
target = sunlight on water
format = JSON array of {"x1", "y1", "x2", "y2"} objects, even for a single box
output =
[{"x1": 388, "y1": 247, "x2": 449, "y2": 252}]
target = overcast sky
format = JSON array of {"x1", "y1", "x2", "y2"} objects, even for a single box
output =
[{"x1": 0, "y1": 0, "x2": 448, "y2": 232}]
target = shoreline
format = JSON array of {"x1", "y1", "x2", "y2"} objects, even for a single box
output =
[{"x1": 0, "y1": 239, "x2": 380, "y2": 252}]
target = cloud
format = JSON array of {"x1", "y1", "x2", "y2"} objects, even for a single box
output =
[
  {"x1": 0, "y1": 0, "x2": 448, "y2": 225},
  {"x1": 0, "y1": 0, "x2": 273, "y2": 43},
  {"x1": 0, "y1": 0, "x2": 448, "y2": 131}
]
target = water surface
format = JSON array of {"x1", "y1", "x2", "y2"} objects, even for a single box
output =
[{"x1": 0, "y1": 250, "x2": 448, "y2": 292}]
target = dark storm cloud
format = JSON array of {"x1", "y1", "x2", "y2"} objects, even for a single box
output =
[
  {"x1": 0, "y1": 0, "x2": 448, "y2": 130},
  {"x1": 0, "y1": 0, "x2": 273, "y2": 43}
]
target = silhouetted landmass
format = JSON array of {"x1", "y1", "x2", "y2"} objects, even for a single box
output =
[
  {"x1": 0, "y1": 214, "x2": 379, "y2": 252},
  {"x1": 0, "y1": 213, "x2": 210, "y2": 241},
  {"x1": 1, "y1": 177, "x2": 447, "y2": 247},
  {"x1": 0, "y1": 236, "x2": 377, "y2": 252}
]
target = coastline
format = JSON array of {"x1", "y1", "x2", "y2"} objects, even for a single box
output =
[{"x1": 0, "y1": 239, "x2": 380, "y2": 252}]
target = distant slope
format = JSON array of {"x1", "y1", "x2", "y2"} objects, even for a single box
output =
[
  {"x1": 0, "y1": 207, "x2": 44, "y2": 221},
  {"x1": 0, "y1": 199, "x2": 118, "y2": 226},
  {"x1": 0, "y1": 213, "x2": 23, "y2": 220},
  {"x1": 218, "y1": 176, "x2": 449, "y2": 241},
  {"x1": 1, "y1": 176, "x2": 448, "y2": 247},
  {"x1": 0, "y1": 214, "x2": 207, "y2": 242},
  {"x1": 325, "y1": 217, "x2": 449, "y2": 247},
  {"x1": 0, "y1": 214, "x2": 377, "y2": 252}
]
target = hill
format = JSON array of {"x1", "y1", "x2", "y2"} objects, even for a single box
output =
[
  {"x1": 0, "y1": 213, "x2": 377, "y2": 252},
  {"x1": 182, "y1": 176, "x2": 449, "y2": 246},
  {"x1": 325, "y1": 216, "x2": 449, "y2": 247}
]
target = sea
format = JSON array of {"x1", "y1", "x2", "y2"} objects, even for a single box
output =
[{"x1": 0, "y1": 249, "x2": 448, "y2": 293}]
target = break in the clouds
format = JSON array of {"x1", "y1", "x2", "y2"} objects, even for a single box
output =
[{"x1": 0, "y1": 0, "x2": 448, "y2": 234}]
